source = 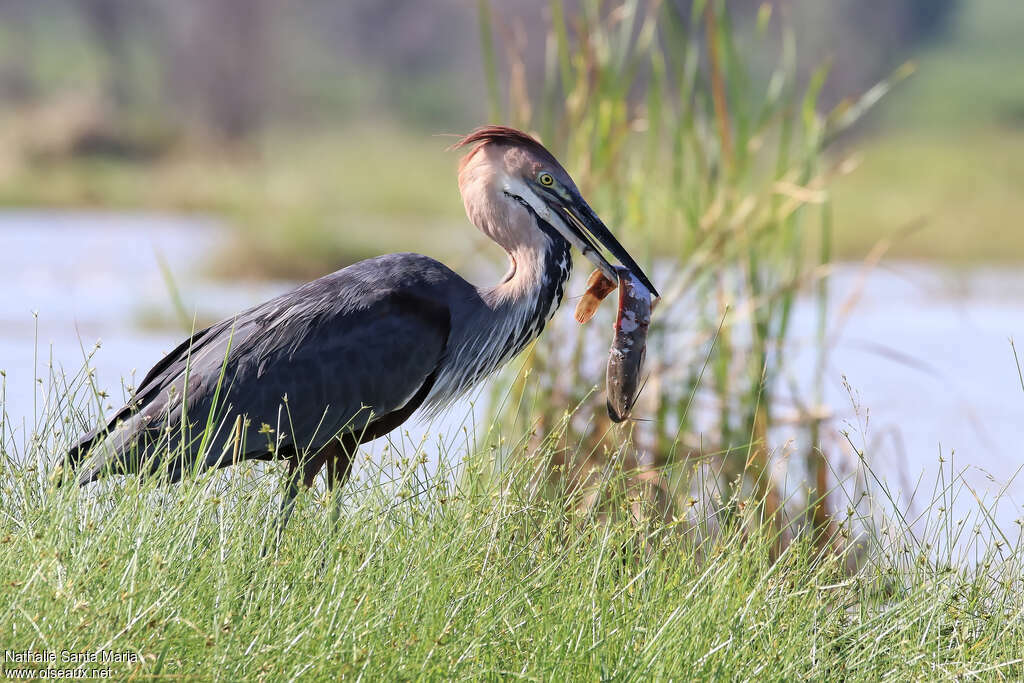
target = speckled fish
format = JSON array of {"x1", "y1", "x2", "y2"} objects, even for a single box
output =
[{"x1": 606, "y1": 266, "x2": 652, "y2": 422}]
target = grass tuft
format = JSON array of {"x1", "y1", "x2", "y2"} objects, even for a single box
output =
[{"x1": 2, "y1": 359, "x2": 1023, "y2": 678}]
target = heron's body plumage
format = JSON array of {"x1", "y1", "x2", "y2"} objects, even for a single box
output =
[
  {"x1": 65, "y1": 126, "x2": 653, "y2": 540},
  {"x1": 72, "y1": 235, "x2": 571, "y2": 483},
  {"x1": 72, "y1": 254, "x2": 457, "y2": 481}
]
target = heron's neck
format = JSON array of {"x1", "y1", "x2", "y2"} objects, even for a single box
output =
[
  {"x1": 484, "y1": 227, "x2": 572, "y2": 337},
  {"x1": 421, "y1": 208, "x2": 572, "y2": 415}
]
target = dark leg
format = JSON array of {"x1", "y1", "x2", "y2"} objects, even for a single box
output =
[
  {"x1": 271, "y1": 449, "x2": 326, "y2": 549},
  {"x1": 324, "y1": 438, "x2": 355, "y2": 526}
]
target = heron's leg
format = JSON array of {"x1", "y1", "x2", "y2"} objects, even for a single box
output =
[
  {"x1": 272, "y1": 450, "x2": 326, "y2": 549},
  {"x1": 325, "y1": 438, "x2": 355, "y2": 527}
]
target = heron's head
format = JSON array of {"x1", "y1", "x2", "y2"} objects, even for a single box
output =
[{"x1": 454, "y1": 126, "x2": 657, "y2": 296}]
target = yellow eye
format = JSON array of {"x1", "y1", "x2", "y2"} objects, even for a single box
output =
[{"x1": 538, "y1": 172, "x2": 554, "y2": 187}]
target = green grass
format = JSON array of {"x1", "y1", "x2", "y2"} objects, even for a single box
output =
[
  {"x1": 2, "y1": 395, "x2": 1023, "y2": 679},
  {"x1": 3, "y1": 2, "x2": 1024, "y2": 676},
  {"x1": 831, "y1": 127, "x2": 1024, "y2": 263},
  {"x1": 1, "y1": 346, "x2": 1021, "y2": 680}
]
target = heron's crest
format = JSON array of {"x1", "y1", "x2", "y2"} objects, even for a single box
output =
[{"x1": 452, "y1": 125, "x2": 560, "y2": 169}]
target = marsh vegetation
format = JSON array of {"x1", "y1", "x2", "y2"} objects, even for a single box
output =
[{"x1": 1, "y1": 0, "x2": 1023, "y2": 678}]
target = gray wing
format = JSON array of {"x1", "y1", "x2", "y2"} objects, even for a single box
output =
[{"x1": 72, "y1": 254, "x2": 459, "y2": 483}]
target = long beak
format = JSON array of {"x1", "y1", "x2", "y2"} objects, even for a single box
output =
[{"x1": 557, "y1": 195, "x2": 658, "y2": 297}]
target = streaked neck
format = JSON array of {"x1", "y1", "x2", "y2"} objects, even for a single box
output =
[
  {"x1": 423, "y1": 227, "x2": 571, "y2": 415},
  {"x1": 483, "y1": 227, "x2": 571, "y2": 329}
]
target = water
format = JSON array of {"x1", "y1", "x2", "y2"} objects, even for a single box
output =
[
  {"x1": 795, "y1": 264, "x2": 1024, "y2": 478},
  {"x1": 1, "y1": 209, "x2": 1021, "y2": 527},
  {"x1": 786, "y1": 264, "x2": 1024, "y2": 531},
  {"x1": 0, "y1": 209, "x2": 478, "y2": 485},
  {"x1": 1, "y1": 210, "x2": 285, "y2": 433}
]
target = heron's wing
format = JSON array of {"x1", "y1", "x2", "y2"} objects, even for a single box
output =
[
  {"x1": 75, "y1": 273, "x2": 453, "y2": 483},
  {"x1": 195, "y1": 288, "x2": 452, "y2": 467},
  {"x1": 65, "y1": 324, "x2": 222, "y2": 469}
]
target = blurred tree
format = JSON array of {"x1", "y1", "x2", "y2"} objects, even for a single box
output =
[
  {"x1": 76, "y1": 0, "x2": 139, "y2": 111},
  {"x1": 0, "y1": 0, "x2": 964, "y2": 143},
  {"x1": 906, "y1": 0, "x2": 960, "y2": 41},
  {"x1": 0, "y1": 0, "x2": 36, "y2": 102},
  {"x1": 156, "y1": 0, "x2": 273, "y2": 142},
  {"x1": 660, "y1": 0, "x2": 961, "y2": 109}
]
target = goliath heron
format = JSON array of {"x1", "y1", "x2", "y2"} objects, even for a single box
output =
[{"x1": 64, "y1": 126, "x2": 657, "y2": 533}]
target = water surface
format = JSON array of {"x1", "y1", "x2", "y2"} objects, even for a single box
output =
[{"x1": 1, "y1": 210, "x2": 1020, "y2": 528}]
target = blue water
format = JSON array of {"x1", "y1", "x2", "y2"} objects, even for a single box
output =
[
  {"x1": 0, "y1": 209, "x2": 479, "y2": 488},
  {"x1": 1, "y1": 209, "x2": 1021, "y2": 532}
]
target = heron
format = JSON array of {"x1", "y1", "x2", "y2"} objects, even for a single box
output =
[{"x1": 63, "y1": 126, "x2": 657, "y2": 535}]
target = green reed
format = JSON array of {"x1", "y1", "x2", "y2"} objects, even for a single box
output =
[{"x1": 479, "y1": 0, "x2": 909, "y2": 539}]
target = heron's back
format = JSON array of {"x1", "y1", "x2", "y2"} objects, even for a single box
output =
[{"x1": 72, "y1": 253, "x2": 476, "y2": 483}]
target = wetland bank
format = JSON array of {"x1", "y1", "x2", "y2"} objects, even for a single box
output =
[{"x1": 2, "y1": 0, "x2": 1024, "y2": 677}]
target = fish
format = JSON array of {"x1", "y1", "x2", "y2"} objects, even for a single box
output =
[
  {"x1": 605, "y1": 266, "x2": 652, "y2": 422},
  {"x1": 574, "y1": 266, "x2": 654, "y2": 423},
  {"x1": 574, "y1": 268, "x2": 618, "y2": 324}
]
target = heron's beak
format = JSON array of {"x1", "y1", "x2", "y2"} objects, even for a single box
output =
[{"x1": 555, "y1": 194, "x2": 658, "y2": 297}]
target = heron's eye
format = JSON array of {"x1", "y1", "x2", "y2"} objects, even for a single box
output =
[{"x1": 538, "y1": 172, "x2": 554, "y2": 187}]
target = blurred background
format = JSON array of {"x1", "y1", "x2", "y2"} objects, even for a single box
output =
[{"x1": 1, "y1": 0, "x2": 1022, "y2": 535}]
